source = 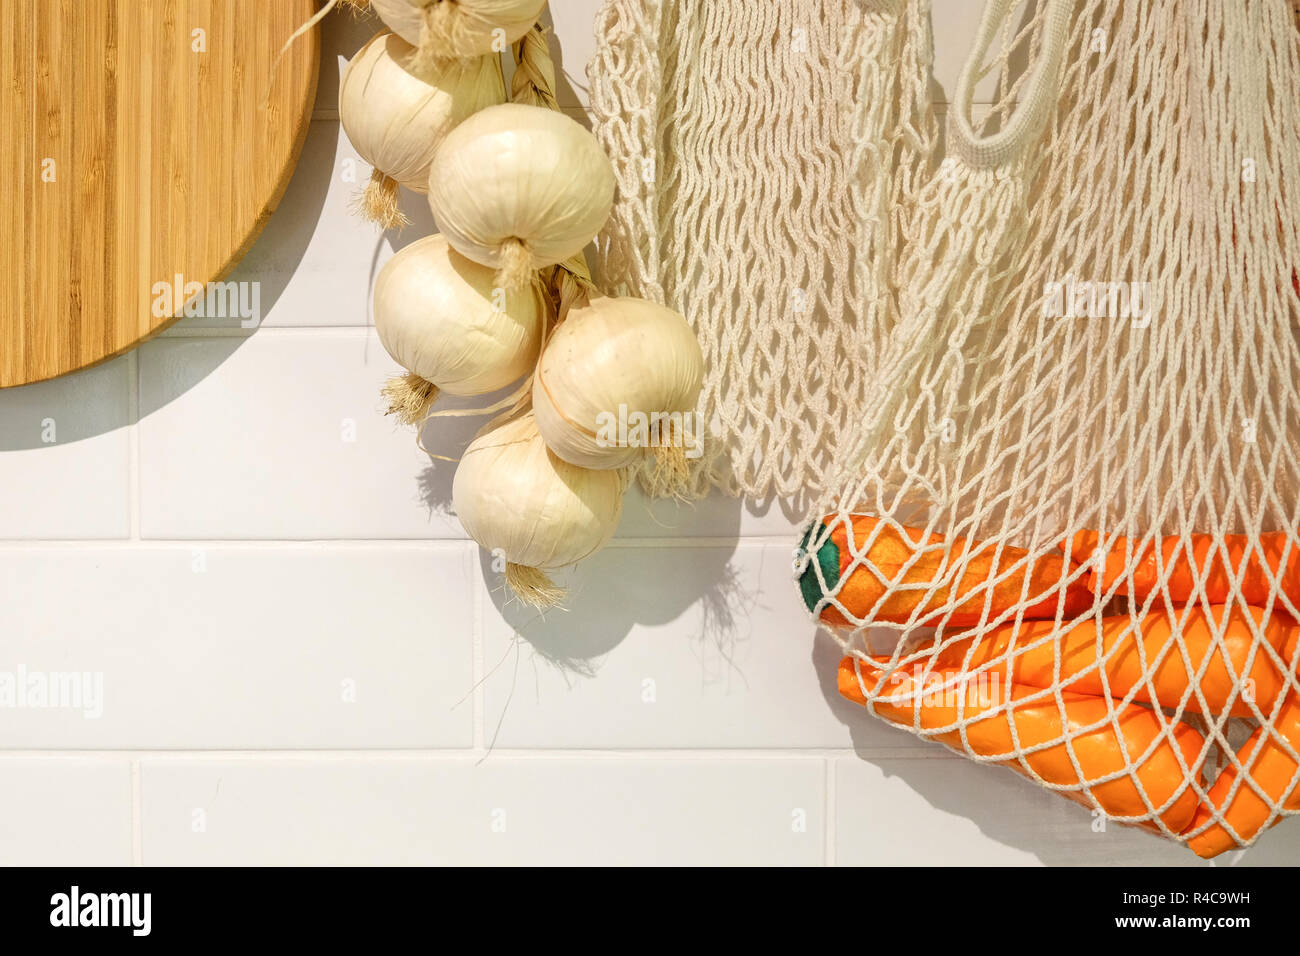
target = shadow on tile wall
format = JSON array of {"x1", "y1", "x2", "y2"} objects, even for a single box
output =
[
  {"x1": 811, "y1": 631, "x2": 1300, "y2": 866},
  {"x1": 0, "y1": 15, "x2": 382, "y2": 452},
  {"x1": 479, "y1": 518, "x2": 750, "y2": 672}
]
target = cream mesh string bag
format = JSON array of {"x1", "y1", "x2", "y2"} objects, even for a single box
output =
[
  {"x1": 796, "y1": 0, "x2": 1300, "y2": 855},
  {"x1": 588, "y1": 0, "x2": 938, "y2": 501}
]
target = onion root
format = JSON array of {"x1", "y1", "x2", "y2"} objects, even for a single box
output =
[
  {"x1": 644, "y1": 443, "x2": 693, "y2": 499},
  {"x1": 411, "y1": 1, "x2": 475, "y2": 76},
  {"x1": 505, "y1": 563, "x2": 566, "y2": 610},
  {"x1": 355, "y1": 169, "x2": 409, "y2": 230},
  {"x1": 383, "y1": 372, "x2": 440, "y2": 425}
]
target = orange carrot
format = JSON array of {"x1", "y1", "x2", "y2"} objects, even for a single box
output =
[
  {"x1": 1187, "y1": 694, "x2": 1300, "y2": 858},
  {"x1": 799, "y1": 515, "x2": 1094, "y2": 628},
  {"x1": 1062, "y1": 530, "x2": 1300, "y2": 605},
  {"x1": 838, "y1": 656, "x2": 1204, "y2": 833},
  {"x1": 922, "y1": 605, "x2": 1297, "y2": 718}
]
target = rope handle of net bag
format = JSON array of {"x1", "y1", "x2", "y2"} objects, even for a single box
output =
[{"x1": 947, "y1": 0, "x2": 1073, "y2": 169}]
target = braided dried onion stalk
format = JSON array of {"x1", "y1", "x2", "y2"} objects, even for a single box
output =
[
  {"x1": 342, "y1": 9, "x2": 703, "y2": 608},
  {"x1": 371, "y1": 0, "x2": 547, "y2": 73}
]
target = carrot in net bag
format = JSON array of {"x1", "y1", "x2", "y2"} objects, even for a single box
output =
[
  {"x1": 1187, "y1": 695, "x2": 1300, "y2": 858},
  {"x1": 1062, "y1": 531, "x2": 1300, "y2": 607},
  {"x1": 918, "y1": 605, "x2": 1299, "y2": 718},
  {"x1": 838, "y1": 656, "x2": 1205, "y2": 833},
  {"x1": 790, "y1": 0, "x2": 1300, "y2": 855},
  {"x1": 798, "y1": 514, "x2": 1094, "y2": 629}
]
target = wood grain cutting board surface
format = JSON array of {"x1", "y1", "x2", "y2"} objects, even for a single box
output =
[{"x1": 0, "y1": 0, "x2": 319, "y2": 388}]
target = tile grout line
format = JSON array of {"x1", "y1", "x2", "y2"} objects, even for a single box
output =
[
  {"x1": 0, "y1": 539, "x2": 476, "y2": 550},
  {"x1": 1, "y1": 748, "x2": 947, "y2": 760},
  {"x1": 0, "y1": 536, "x2": 809, "y2": 550}
]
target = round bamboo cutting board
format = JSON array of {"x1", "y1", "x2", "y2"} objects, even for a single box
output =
[{"x1": 0, "y1": 0, "x2": 319, "y2": 388}]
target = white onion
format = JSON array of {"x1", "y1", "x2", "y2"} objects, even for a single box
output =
[
  {"x1": 426, "y1": 103, "x2": 615, "y2": 289},
  {"x1": 370, "y1": 0, "x2": 546, "y2": 63},
  {"x1": 453, "y1": 412, "x2": 625, "y2": 607},
  {"x1": 339, "y1": 31, "x2": 503, "y2": 227},
  {"x1": 533, "y1": 297, "x2": 705, "y2": 470},
  {"x1": 375, "y1": 234, "x2": 544, "y2": 423}
]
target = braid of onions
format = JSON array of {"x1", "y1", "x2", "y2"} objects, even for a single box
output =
[
  {"x1": 359, "y1": 10, "x2": 706, "y2": 606},
  {"x1": 498, "y1": 29, "x2": 706, "y2": 494},
  {"x1": 433, "y1": 23, "x2": 614, "y2": 607}
]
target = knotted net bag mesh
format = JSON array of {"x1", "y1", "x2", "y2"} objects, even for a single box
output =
[
  {"x1": 801, "y1": 0, "x2": 1300, "y2": 854},
  {"x1": 594, "y1": 0, "x2": 1300, "y2": 853},
  {"x1": 588, "y1": 0, "x2": 937, "y2": 501}
]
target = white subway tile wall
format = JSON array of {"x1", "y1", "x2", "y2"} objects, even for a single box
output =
[
  {"x1": 139, "y1": 756, "x2": 824, "y2": 865},
  {"x1": 0, "y1": 759, "x2": 133, "y2": 865},
  {"x1": 1, "y1": 0, "x2": 1295, "y2": 866}
]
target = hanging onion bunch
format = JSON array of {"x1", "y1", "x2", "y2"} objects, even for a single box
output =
[
  {"x1": 374, "y1": 234, "x2": 545, "y2": 424},
  {"x1": 427, "y1": 103, "x2": 616, "y2": 289},
  {"x1": 371, "y1": 0, "x2": 547, "y2": 74},
  {"x1": 339, "y1": 31, "x2": 504, "y2": 229},
  {"x1": 346, "y1": 9, "x2": 703, "y2": 607},
  {"x1": 533, "y1": 297, "x2": 704, "y2": 486},
  {"x1": 453, "y1": 412, "x2": 626, "y2": 608}
]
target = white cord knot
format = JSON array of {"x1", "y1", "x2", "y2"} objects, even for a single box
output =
[{"x1": 791, "y1": 547, "x2": 811, "y2": 579}]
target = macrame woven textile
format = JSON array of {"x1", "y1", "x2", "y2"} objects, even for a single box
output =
[
  {"x1": 595, "y1": 0, "x2": 1300, "y2": 854},
  {"x1": 588, "y1": 0, "x2": 938, "y2": 502},
  {"x1": 796, "y1": 0, "x2": 1300, "y2": 855}
]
